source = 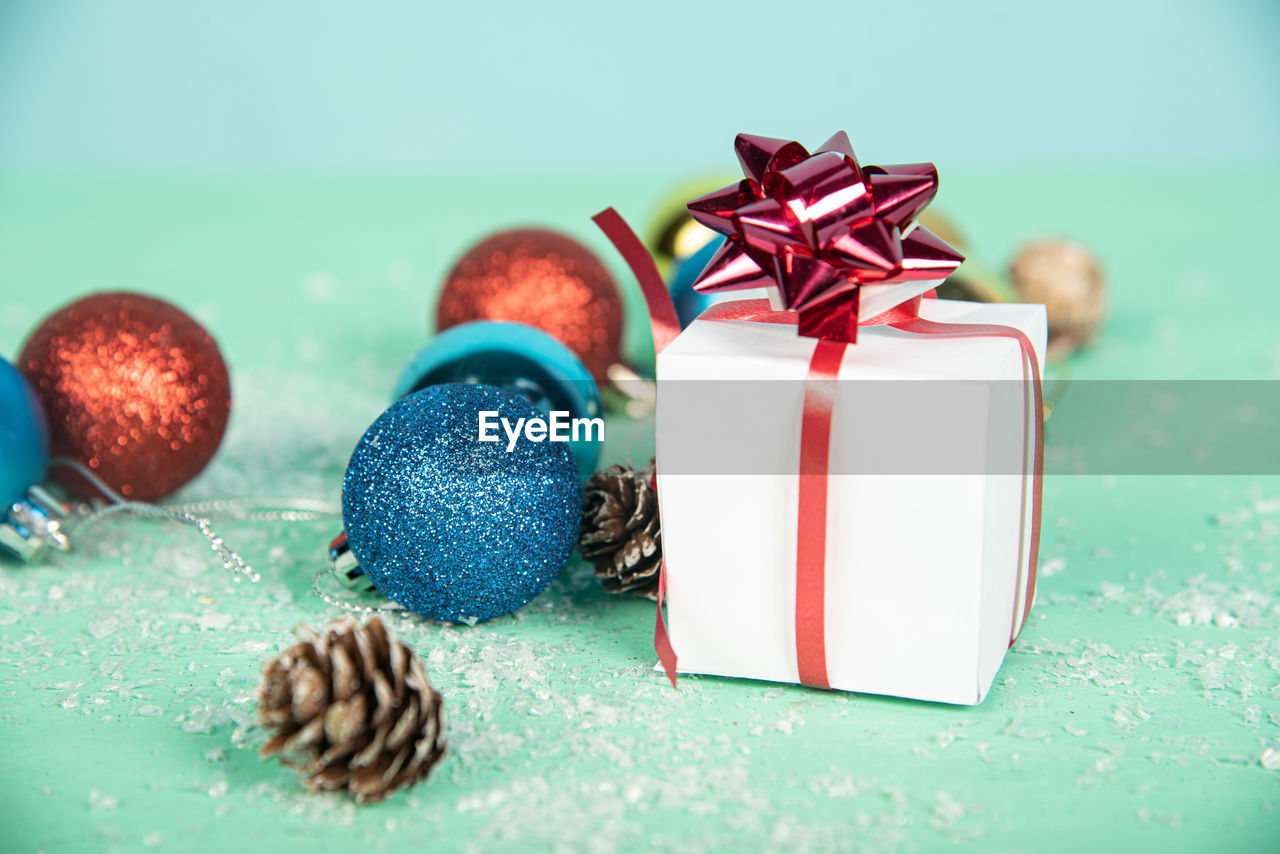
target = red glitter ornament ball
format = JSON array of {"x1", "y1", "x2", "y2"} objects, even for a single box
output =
[
  {"x1": 18, "y1": 291, "x2": 231, "y2": 501},
  {"x1": 435, "y1": 229, "x2": 623, "y2": 382}
]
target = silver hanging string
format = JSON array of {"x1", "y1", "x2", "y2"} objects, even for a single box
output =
[
  {"x1": 48, "y1": 459, "x2": 401, "y2": 613},
  {"x1": 73, "y1": 499, "x2": 261, "y2": 583},
  {"x1": 310, "y1": 564, "x2": 404, "y2": 615},
  {"x1": 162, "y1": 497, "x2": 340, "y2": 523},
  {"x1": 49, "y1": 458, "x2": 341, "y2": 585}
]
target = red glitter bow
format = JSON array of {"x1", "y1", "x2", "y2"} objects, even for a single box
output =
[{"x1": 688, "y1": 132, "x2": 965, "y2": 342}]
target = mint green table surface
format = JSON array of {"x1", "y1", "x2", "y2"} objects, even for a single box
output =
[{"x1": 0, "y1": 171, "x2": 1277, "y2": 853}]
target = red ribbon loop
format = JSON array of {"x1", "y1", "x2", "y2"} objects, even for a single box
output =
[
  {"x1": 591, "y1": 208, "x2": 681, "y2": 356},
  {"x1": 699, "y1": 294, "x2": 933, "y2": 329}
]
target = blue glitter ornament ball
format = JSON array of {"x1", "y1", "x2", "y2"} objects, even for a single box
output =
[
  {"x1": 393, "y1": 321, "x2": 603, "y2": 477},
  {"x1": 0, "y1": 356, "x2": 50, "y2": 507},
  {"x1": 341, "y1": 383, "x2": 582, "y2": 622}
]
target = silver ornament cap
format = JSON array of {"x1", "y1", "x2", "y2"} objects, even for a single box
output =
[{"x1": 0, "y1": 485, "x2": 71, "y2": 561}]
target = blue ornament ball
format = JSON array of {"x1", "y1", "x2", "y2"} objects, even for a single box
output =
[
  {"x1": 342, "y1": 383, "x2": 582, "y2": 622},
  {"x1": 668, "y1": 236, "x2": 726, "y2": 328},
  {"x1": 0, "y1": 356, "x2": 50, "y2": 507},
  {"x1": 393, "y1": 320, "x2": 602, "y2": 477}
]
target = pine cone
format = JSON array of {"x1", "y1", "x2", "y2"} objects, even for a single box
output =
[
  {"x1": 578, "y1": 458, "x2": 661, "y2": 600},
  {"x1": 1009, "y1": 238, "x2": 1106, "y2": 359},
  {"x1": 257, "y1": 617, "x2": 445, "y2": 803}
]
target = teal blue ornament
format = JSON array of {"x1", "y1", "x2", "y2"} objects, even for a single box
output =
[
  {"x1": 0, "y1": 356, "x2": 68, "y2": 561},
  {"x1": 341, "y1": 383, "x2": 582, "y2": 623},
  {"x1": 668, "y1": 236, "x2": 726, "y2": 329},
  {"x1": 0, "y1": 356, "x2": 49, "y2": 508},
  {"x1": 394, "y1": 320, "x2": 602, "y2": 476}
]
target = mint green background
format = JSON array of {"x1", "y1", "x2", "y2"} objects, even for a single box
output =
[{"x1": 1, "y1": 1, "x2": 1279, "y2": 851}]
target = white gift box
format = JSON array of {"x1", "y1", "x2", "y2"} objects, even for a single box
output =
[{"x1": 654, "y1": 296, "x2": 1047, "y2": 705}]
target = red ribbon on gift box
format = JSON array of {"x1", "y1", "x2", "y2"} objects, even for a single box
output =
[
  {"x1": 698, "y1": 298, "x2": 1044, "y2": 688},
  {"x1": 594, "y1": 140, "x2": 1043, "y2": 690}
]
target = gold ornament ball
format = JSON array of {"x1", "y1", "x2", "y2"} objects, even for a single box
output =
[
  {"x1": 644, "y1": 176, "x2": 736, "y2": 276},
  {"x1": 919, "y1": 209, "x2": 1017, "y2": 304},
  {"x1": 1009, "y1": 238, "x2": 1106, "y2": 359}
]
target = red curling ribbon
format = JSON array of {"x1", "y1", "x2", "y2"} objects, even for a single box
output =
[
  {"x1": 592, "y1": 208, "x2": 681, "y2": 356},
  {"x1": 649, "y1": 473, "x2": 678, "y2": 688},
  {"x1": 700, "y1": 295, "x2": 932, "y2": 329},
  {"x1": 653, "y1": 562, "x2": 678, "y2": 689},
  {"x1": 593, "y1": 208, "x2": 682, "y2": 686}
]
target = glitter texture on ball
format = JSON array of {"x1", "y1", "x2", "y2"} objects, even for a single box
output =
[
  {"x1": 394, "y1": 321, "x2": 603, "y2": 476},
  {"x1": 18, "y1": 291, "x2": 231, "y2": 500},
  {"x1": 434, "y1": 228, "x2": 623, "y2": 383},
  {"x1": 341, "y1": 383, "x2": 582, "y2": 623}
]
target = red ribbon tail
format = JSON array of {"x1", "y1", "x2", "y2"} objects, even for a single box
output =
[
  {"x1": 654, "y1": 561, "x2": 678, "y2": 688},
  {"x1": 596, "y1": 211, "x2": 685, "y2": 688},
  {"x1": 891, "y1": 316, "x2": 1044, "y2": 647},
  {"x1": 591, "y1": 207, "x2": 681, "y2": 357},
  {"x1": 1015, "y1": 334, "x2": 1044, "y2": 644}
]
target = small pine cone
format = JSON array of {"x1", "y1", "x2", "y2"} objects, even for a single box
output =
[
  {"x1": 257, "y1": 617, "x2": 445, "y2": 804},
  {"x1": 1009, "y1": 238, "x2": 1106, "y2": 359},
  {"x1": 578, "y1": 458, "x2": 661, "y2": 600}
]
